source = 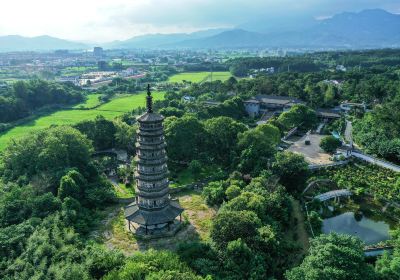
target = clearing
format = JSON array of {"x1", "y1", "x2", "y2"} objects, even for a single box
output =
[
  {"x1": 98, "y1": 190, "x2": 216, "y2": 255},
  {"x1": 288, "y1": 134, "x2": 333, "y2": 165},
  {"x1": 0, "y1": 92, "x2": 165, "y2": 150}
]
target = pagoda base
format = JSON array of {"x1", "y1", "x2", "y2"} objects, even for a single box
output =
[{"x1": 128, "y1": 219, "x2": 184, "y2": 240}]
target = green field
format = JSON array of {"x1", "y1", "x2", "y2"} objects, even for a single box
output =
[
  {"x1": 0, "y1": 92, "x2": 164, "y2": 150},
  {"x1": 73, "y1": 94, "x2": 104, "y2": 109},
  {"x1": 168, "y1": 71, "x2": 232, "y2": 83}
]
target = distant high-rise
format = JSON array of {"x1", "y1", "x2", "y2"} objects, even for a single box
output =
[
  {"x1": 125, "y1": 85, "x2": 184, "y2": 235},
  {"x1": 93, "y1": 47, "x2": 104, "y2": 57}
]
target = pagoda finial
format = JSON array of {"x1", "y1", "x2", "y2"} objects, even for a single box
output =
[{"x1": 146, "y1": 84, "x2": 153, "y2": 113}]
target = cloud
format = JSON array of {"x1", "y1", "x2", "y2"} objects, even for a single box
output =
[{"x1": 0, "y1": 0, "x2": 399, "y2": 41}]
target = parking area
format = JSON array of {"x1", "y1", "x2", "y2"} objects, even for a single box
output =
[{"x1": 287, "y1": 134, "x2": 333, "y2": 165}]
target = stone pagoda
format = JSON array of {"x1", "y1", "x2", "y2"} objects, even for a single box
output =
[{"x1": 125, "y1": 85, "x2": 183, "y2": 235}]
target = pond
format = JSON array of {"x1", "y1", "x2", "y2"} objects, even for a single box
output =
[{"x1": 322, "y1": 211, "x2": 390, "y2": 245}]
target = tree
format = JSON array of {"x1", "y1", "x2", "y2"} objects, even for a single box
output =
[
  {"x1": 204, "y1": 116, "x2": 247, "y2": 164},
  {"x1": 202, "y1": 181, "x2": 226, "y2": 206},
  {"x1": 58, "y1": 170, "x2": 87, "y2": 201},
  {"x1": 188, "y1": 160, "x2": 202, "y2": 181},
  {"x1": 210, "y1": 210, "x2": 261, "y2": 250},
  {"x1": 103, "y1": 249, "x2": 203, "y2": 280},
  {"x1": 320, "y1": 136, "x2": 342, "y2": 153},
  {"x1": 286, "y1": 233, "x2": 378, "y2": 280},
  {"x1": 237, "y1": 127, "x2": 278, "y2": 175},
  {"x1": 113, "y1": 120, "x2": 137, "y2": 152},
  {"x1": 278, "y1": 104, "x2": 317, "y2": 131},
  {"x1": 222, "y1": 192, "x2": 268, "y2": 222},
  {"x1": 1, "y1": 126, "x2": 93, "y2": 187},
  {"x1": 272, "y1": 151, "x2": 309, "y2": 193},
  {"x1": 164, "y1": 115, "x2": 206, "y2": 162},
  {"x1": 222, "y1": 239, "x2": 267, "y2": 280},
  {"x1": 225, "y1": 185, "x2": 242, "y2": 200},
  {"x1": 75, "y1": 116, "x2": 116, "y2": 151}
]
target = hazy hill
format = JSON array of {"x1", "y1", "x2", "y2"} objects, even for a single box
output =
[
  {"x1": 0, "y1": 35, "x2": 87, "y2": 52},
  {"x1": 105, "y1": 28, "x2": 229, "y2": 49}
]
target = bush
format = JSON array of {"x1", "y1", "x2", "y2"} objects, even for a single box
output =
[{"x1": 320, "y1": 136, "x2": 342, "y2": 153}]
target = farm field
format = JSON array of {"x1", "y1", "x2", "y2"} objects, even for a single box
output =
[
  {"x1": 168, "y1": 71, "x2": 232, "y2": 83},
  {"x1": 0, "y1": 92, "x2": 165, "y2": 150}
]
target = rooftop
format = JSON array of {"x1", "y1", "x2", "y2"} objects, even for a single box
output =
[
  {"x1": 125, "y1": 200, "x2": 184, "y2": 226},
  {"x1": 137, "y1": 112, "x2": 164, "y2": 122},
  {"x1": 246, "y1": 95, "x2": 305, "y2": 106}
]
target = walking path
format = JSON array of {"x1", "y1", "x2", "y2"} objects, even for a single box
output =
[
  {"x1": 290, "y1": 198, "x2": 309, "y2": 253},
  {"x1": 352, "y1": 152, "x2": 400, "y2": 173}
]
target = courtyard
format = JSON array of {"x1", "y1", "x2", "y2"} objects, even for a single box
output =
[{"x1": 288, "y1": 134, "x2": 333, "y2": 165}]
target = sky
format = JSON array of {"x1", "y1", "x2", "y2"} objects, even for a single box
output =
[{"x1": 0, "y1": 0, "x2": 399, "y2": 42}]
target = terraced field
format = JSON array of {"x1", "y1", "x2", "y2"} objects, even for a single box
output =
[
  {"x1": 168, "y1": 71, "x2": 232, "y2": 83},
  {"x1": 0, "y1": 92, "x2": 165, "y2": 150}
]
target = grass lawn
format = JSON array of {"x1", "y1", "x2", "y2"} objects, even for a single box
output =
[
  {"x1": 168, "y1": 71, "x2": 232, "y2": 83},
  {"x1": 0, "y1": 92, "x2": 165, "y2": 150},
  {"x1": 73, "y1": 94, "x2": 103, "y2": 109},
  {"x1": 205, "y1": 71, "x2": 232, "y2": 82},
  {"x1": 114, "y1": 182, "x2": 135, "y2": 198},
  {"x1": 178, "y1": 190, "x2": 216, "y2": 241}
]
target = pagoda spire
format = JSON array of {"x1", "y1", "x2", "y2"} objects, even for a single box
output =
[{"x1": 146, "y1": 84, "x2": 153, "y2": 113}]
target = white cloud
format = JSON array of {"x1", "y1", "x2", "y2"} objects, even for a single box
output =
[{"x1": 0, "y1": 0, "x2": 398, "y2": 42}]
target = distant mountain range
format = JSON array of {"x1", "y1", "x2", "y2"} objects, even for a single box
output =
[
  {"x1": 0, "y1": 35, "x2": 87, "y2": 52},
  {"x1": 1, "y1": 9, "x2": 400, "y2": 52}
]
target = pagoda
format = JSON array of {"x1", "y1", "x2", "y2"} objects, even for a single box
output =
[{"x1": 125, "y1": 85, "x2": 183, "y2": 235}]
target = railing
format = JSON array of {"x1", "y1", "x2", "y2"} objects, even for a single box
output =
[{"x1": 308, "y1": 161, "x2": 349, "y2": 170}]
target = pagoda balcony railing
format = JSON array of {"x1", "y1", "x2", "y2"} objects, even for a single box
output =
[
  {"x1": 136, "y1": 187, "x2": 169, "y2": 197},
  {"x1": 136, "y1": 151, "x2": 167, "y2": 159},
  {"x1": 135, "y1": 156, "x2": 168, "y2": 166},
  {"x1": 138, "y1": 202, "x2": 169, "y2": 210},
  {"x1": 137, "y1": 129, "x2": 164, "y2": 137},
  {"x1": 135, "y1": 141, "x2": 167, "y2": 149},
  {"x1": 137, "y1": 135, "x2": 165, "y2": 142},
  {"x1": 137, "y1": 179, "x2": 168, "y2": 189},
  {"x1": 138, "y1": 164, "x2": 167, "y2": 173},
  {"x1": 135, "y1": 171, "x2": 168, "y2": 181},
  {"x1": 139, "y1": 123, "x2": 163, "y2": 129},
  {"x1": 136, "y1": 168, "x2": 168, "y2": 177},
  {"x1": 138, "y1": 126, "x2": 163, "y2": 132}
]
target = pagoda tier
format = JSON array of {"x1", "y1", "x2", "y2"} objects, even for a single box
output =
[{"x1": 125, "y1": 85, "x2": 183, "y2": 230}]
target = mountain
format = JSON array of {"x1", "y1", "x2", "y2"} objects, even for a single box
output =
[
  {"x1": 1, "y1": 9, "x2": 399, "y2": 52},
  {"x1": 0, "y1": 35, "x2": 87, "y2": 52},
  {"x1": 238, "y1": 14, "x2": 317, "y2": 34},
  {"x1": 173, "y1": 29, "x2": 268, "y2": 48},
  {"x1": 108, "y1": 9, "x2": 400, "y2": 50},
  {"x1": 105, "y1": 28, "x2": 229, "y2": 49},
  {"x1": 295, "y1": 9, "x2": 400, "y2": 47}
]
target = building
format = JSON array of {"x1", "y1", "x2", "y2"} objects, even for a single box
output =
[
  {"x1": 243, "y1": 95, "x2": 305, "y2": 117},
  {"x1": 125, "y1": 85, "x2": 183, "y2": 235},
  {"x1": 316, "y1": 109, "x2": 341, "y2": 120},
  {"x1": 93, "y1": 47, "x2": 104, "y2": 57}
]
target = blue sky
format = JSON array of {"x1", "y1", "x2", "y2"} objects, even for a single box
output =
[{"x1": 0, "y1": 0, "x2": 399, "y2": 42}]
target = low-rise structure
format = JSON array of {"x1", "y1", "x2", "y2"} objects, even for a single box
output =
[{"x1": 243, "y1": 95, "x2": 305, "y2": 117}]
